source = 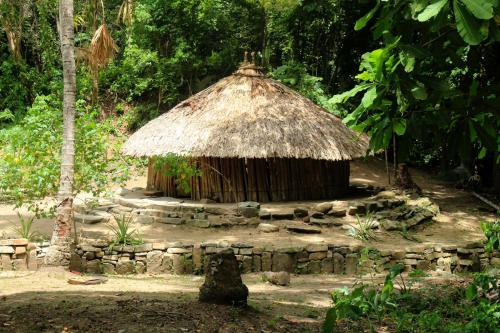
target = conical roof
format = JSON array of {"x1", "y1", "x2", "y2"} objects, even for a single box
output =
[{"x1": 123, "y1": 62, "x2": 369, "y2": 160}]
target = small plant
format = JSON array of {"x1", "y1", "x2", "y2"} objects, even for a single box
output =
[
  {"x1": 323, "y1": 264, "x2": 403, "y2": 332},
  {"x1": 12, "y1": 213, "x2": 38, "y2": 241},
  {"x1": 108, "y1": 215, "x2": 143, "y2": 249},
  {"x1": 481, "y1": 220, "x2": 499, "y2": 252},
  {"x1": 346, "y1": 214, "x2": 378, "y2": 241}
]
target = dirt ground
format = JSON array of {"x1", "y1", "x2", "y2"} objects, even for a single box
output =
[
  {"x1": 0, "y1": 268, "x2": 362, "y2": 332},
  {"x1": 0, "y1": 158, "x2": 496, "y2": 250},
  {"x1": 0, "y1": 268, "x2": 466, "y2": 333},
  {"x1": 0, "y1": 158, "x2": 496, "y2": 333}
]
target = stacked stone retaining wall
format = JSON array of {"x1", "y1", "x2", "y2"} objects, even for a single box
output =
[
  {"x1": 0, "y1": 239, "x2": 38, "y2": 271},
  {"x1": 71, "y1": 240, "x2": 499, "y2": 275}
]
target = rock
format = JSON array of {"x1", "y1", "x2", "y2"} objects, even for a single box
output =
[
  {"x1": 309, "y1": 217, "x2": 335, "y2": 226},
  {"x1": 347, "y1": 206, "x2": 357, "y2": 215},
  {"x1": 0, "y1": 246, "x2": 15, "y2": 254},
  {"x1": 271, "y1": 211, "x2": 294, "y2": 220},
  {"x1": 375, "y1": 190, "x2": 396, "y2": 199},
  {"x1": 199, "y1": 250, "x2": 248, "y2": 306},
  {"x1": 1, "y1": 254, "x2": 12, "y2": 271},
  {"x1": 0, "y1": 239, "x2": 28, "y2": 246},
  {"x1": 200, "y1": 198, "x2": 216, "y2": 204},
  {"x1": 345, "y1": 254, "x2": 358, "y2": 275},
  {"x1": 135, "y1": 261, "x2": 146, "y2": 274},
  {"x1": 308, "y1": 260, "x2": 322, "y2": 273},
  {"x1": 259, "y1": 210, "x2": 272, "y2": 220},
  {"x1": 13, "y1": 258, "x2": 28, "y2": 271},
  {"x1": 74, "y1": 211, "x2": 111, "y2": 224},
  {"x1": 305, "y1": 244, "x2": 328, "y2": 252},
  {"x1": 262, "y1": 252, "x2": 272, "y2": 271},
  {"x1": 167, "y1": 247, "x2": 192, "y2": 254},
  {"x1": 258, "y1": 223, "x2": 279, "y2": 233},
  {"x1": 86, "y1": 260, "x2": 102, "y2": 274},
  {"x1": 263, "y1": 271, "x2": 290, "y2": 286},
  {"x1": 116, "y1": 259, "x2": 135, "y2": 274},
  {"x1": 293, "y1": 208, "x2": 308, "y2": 218},
  {"x1": 272, "y1": 253, "x2": 296, "y2": 272},
  {"x1": 102, "y1": 262, "x2": 116, "y2": 274},
  {"x1": 286, "y1": 224, "x2": 321, "y2": 234},
  {"x1": 310, "y1": 211, "x2": 325, "y2": 219},
  {"x1": 134, "y1": 243, "x2": 153, "y2": 252},
  {"x1": 313, "y1": 202, "x2": 333, "y2": 214},
  {"x1": 240, "y1": 256, "x2": 253, "y2": 273},
  {"x1": 146, "y1": 250, "x2": 164, "y2": 274},
  {"x1": 309, "y1": 252, "x2": 327, "y2": 260},
  {"x1": 333, "y1": 253, "x2": 345, "y2": 274},
  {"x1": 237, "y1": 201, "x2": 260, "y2": 218},
  {"x1": 321, "y1": 258, "x2": 334, "y2": 273},
  {"x1": 328, "y1": 208, "x2": 346, "y2": 217},
  {"x1": 157, "y1": 217, "x2": 185, "y2": 225}
]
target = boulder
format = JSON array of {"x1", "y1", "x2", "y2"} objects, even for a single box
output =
[
  {"x1": 313, "y1": 202, "x2": 333, "y2": 214},
  {"x1": 310, "y1": 211, "x2": 325, "y2": 219},
  {"x1": 237, "y1": 201, "x2": 260, "y2": 218},
  {"x1": 328, "y1": 208, "x2": 346, "y2": 217},
  {"x1": 262, "y1": 271, "x2": 290, "y2": 286},
  {"x1": 258, "y1": 223, "x2": 279, "y2": 233},
  {"x1": 379, "y1": 197, "x2": 439, "y2": 231},
  {"x1": 293, "y1": 208, "x2": 308, "y2": 218},
  {"x1": 271, "y1": 211, "x2": 294, "y2": 220},
  {"x1": 199, "y1": 250, "x2": 248, "y2": 306}
]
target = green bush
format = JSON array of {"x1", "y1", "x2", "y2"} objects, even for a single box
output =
[
  {"x1": 324, "y1": 268, "x2": 500, "y2": 333},
  {"x1": 0, "y1": 95, "x2": 133, "y2": 211}
]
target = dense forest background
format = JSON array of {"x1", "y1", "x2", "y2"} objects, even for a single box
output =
[{"x1": 0, "y1": 0, "x2": 499, "y2": 207}]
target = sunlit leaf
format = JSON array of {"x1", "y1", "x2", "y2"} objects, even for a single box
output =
[
  {"x1": 454, "y1": 0, "x2": 487, "y2": 45},
  {"x1": 362, "y1": 86, "x2": 378, "y2": 108},
  {"x1": 461, "y1": 0, "x2": 494, "y2": 20},
  {"x1": 417, "y1": 0, "x2": 448, "y2": 22},
  {"x1": 411, "y1": 83, "x2": 428, "y2": 100},
  {"x1": 355, "y1": 0, "x2": 381, "y2": 31}
]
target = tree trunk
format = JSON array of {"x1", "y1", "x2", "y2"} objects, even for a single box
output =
[{"x1": 45, "y1": 0, "x2": 76, "y2": 267}]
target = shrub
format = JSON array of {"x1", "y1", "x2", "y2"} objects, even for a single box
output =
[
  {"x1": 0, "y1": 95, "x2": 133, "y2": 212},
  {"x1": 481, "y1": 220, "x2": 499, "y2": 252}
]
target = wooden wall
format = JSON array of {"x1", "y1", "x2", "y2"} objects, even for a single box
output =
[{"x1": 148, "y1": 157, "x2": 350, "y2": 203}]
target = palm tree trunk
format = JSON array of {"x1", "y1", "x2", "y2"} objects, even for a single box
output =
[{"x1": 45, "y1": 0, "x2": 76, "y2": 266}]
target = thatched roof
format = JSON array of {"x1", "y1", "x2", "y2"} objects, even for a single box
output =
[{"x1": 123, "y1": 62, "x2": 369, "y2": 161}]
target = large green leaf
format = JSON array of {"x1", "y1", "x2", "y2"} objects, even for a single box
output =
[
  {"x1": 461, "y1": 0, "x2": 494, "y2": 20},
  {"x1": 399, "y1": 51, "x2": 415, "y2": 72},
  {"x1": 362, "y1": 86, "x2": 378, "y2": 108},
  {"x1": 454, "y1": 0, "x2": 487, "y2": 45},
  {"x1": 417, "y1": 0, "x2": 448, "y2": 22},
  {"x1": 329, "y1": 84, "x2": 372, "y2": 104},
  {"x1": 411, "y1": 83, "x2": 428, "y2": 100},
  {"x1": 355, "y1": 0, "x2": 381, "y2": 31},
  {"x1": 393, "y1": 119, "x2": 407, "y2": 136}
]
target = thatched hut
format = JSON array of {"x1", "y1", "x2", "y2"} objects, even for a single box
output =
[{"x1": 123, "y1": 59, "x2": 369, "y2": 203}]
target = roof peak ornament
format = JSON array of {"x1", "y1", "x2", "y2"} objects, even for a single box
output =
[{"x1": 237, "y1": 50, "x2": 264, "y2": 77}]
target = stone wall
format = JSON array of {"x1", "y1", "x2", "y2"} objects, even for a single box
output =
[
  {"x1": 0, "y1": 239, "x2": 38, "y2": 271},
  {"x1": 71, "y1": 240, "x2": 499, "y2": 275}
]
